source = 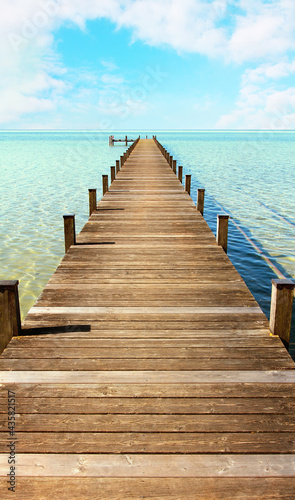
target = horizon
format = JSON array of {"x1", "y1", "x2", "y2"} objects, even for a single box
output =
[{"x1": 1, "y1": 1, "x2": 295, "y2": 130}]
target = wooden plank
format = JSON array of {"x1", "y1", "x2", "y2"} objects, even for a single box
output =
[
  {"x1": 1, "y1": 431, "x2": 294, "y2": 454},
  {"x1": 0, "y1": 396, "x2": 293, "y2": 414},
  {"x1": 27, "y1": 306, "x2": 263, "y2": 314},
  {"x1": 2, "y1": 347, "x2": 288, "y2": 359},
  {"x1": 2, "y1": 370, "x2": 294, "y2": 384},
  {"x1": 0, "y1": 358, "x2": 293, "y2": 371},
  {"x1": 0, "y1": 477, "x2": 294, "y2": 500},
  {"x1": 1, "y1": 382, "x2": 293, "y2": 398},
  {"x1": 8, "y1": 337, "x2": 284, "y2": 348},
  {"x1": 1, "y1": 453, "x2": 295, "y2": 477},
  {"x1": 1, "y1": 413, "x2": 294, "y2": 433}
]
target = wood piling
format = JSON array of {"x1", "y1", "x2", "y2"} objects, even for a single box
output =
[
  {"x1": 216, "y1": 214, "x2": 229, "y2": 253},
  {"x1": 88, "y1": 188, "x2": 97, "y2": 216},
  {"x1": 63, "y1": 214, "x2": 76, "y2": 253},
  {"x1": 0, "y1": 280, "x2": 21, "y2": 354},
  {"x1": 185, "y1": 174, "x2": 191, "y2": 195},
  {"x1": 102, "y1": 175, "x2": 108, "y2": 195},
  {"x1": 197, "y1": 188, "x2": 205, "y2": 215},
  {"x1": 270, "y1": 279, "x2": 295, "y2": 346},
  {"x1": 178, "y1": 166, "x2": 183, "y2": 183}
]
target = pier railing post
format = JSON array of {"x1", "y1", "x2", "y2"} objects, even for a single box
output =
[
  {"x1": 197, "y1": 188, "x2": 205, "y2": 215},
  {"x1": 88, "y1": 189, "x2": 97, "y2": 216},
  {"x1": 63, "y1": 214, "x2": 76, "y2": 253},
  {"x1": 0, "y1": 280, "x2": 21, "y2": 353},
  {"x1": 111, "y1": 166, "x2": 116, "y2": 183},
  {"x1": 185, "y1": 175, "x2": 191, "y2": 195},
  {"x1": 217, "y1": 214, "x2": 229, "y2": 253},
  {"x1": 116, "y1": 160, "x2": 120, "y2": 174},
  {"x1": 169, "y1": 156, "x2": 173, "y2": 168},
  {"x1": 269, "y1": 279, "x2": 295, "y2": 347},
  {"x1": 178, "y1": 166, "x2": 183, "y2": 183},
  {"x1": 102, "y1": 175, "x2": 109, "y2": 195},
  {"x1": 120, "y1": 155, "x2": 124, "y2": 168},
  {"x1": 173, "y1": 160, "x2": 177, "y2": 174}
]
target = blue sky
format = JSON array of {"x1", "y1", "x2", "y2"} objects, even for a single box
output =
[{"x1": 1, "y1": 0, "x2": 295, "y2": 129}]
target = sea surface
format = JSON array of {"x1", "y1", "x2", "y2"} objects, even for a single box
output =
[{"x1": 0, "y1": 130, "x2": 294, "y2": 352}]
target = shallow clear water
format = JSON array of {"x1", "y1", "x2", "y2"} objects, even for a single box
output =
[{"x1": 0, "y1": 130, "x2": 294, "y2": 351}]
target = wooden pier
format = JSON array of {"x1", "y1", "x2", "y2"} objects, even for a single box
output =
[{"x1": 1, "y1": 138, "x2": 295, "y2": 498}]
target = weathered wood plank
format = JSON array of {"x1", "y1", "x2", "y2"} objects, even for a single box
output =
[
  {"x1": 0, "y1": 397, "x2": 294, "y2": 414},
  {"x1": 1, "y1": 431, "x2": 294, "y2": 453},
  {"x1": 0, "y1": 477, "x2": 294, "y2": 500},
  {"x1": 1, "y1": 382, "x2": 294, "y2": 398},
  {"x1": 2, "y1": 369, "x2": 294, "y2": 384},
  {"x1": 0, "y1": 357, "x2": 293, "y2": 370},
  {"x1": 1, "y1": 347, "x2": 288, "y2": 359},
  {"x1": 1, "y1": 413, "x2": 294, "y2": 433},
  {"x1": 1, "y1": 453, "x2": 295, "y2": 477}
]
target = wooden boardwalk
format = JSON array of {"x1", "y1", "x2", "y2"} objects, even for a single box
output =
[{"x1": 1, "y1": 138, "x2": 295, "y2": 498}]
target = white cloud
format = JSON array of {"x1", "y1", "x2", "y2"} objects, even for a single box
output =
[
  {"x1": 216, "y1": 61, "x2": 295, "y2": 129},
  {"x1": 1, "y1": 0, "x2": 295, "y2": 127}
]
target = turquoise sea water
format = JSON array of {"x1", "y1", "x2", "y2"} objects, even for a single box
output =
[{"x1": 0, "y1": 131, "x2": 294, "y2": 350}]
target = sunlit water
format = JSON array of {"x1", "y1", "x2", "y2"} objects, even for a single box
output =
[{"x1": 0, "y1": 131, "x2": 294, "y2": 352}]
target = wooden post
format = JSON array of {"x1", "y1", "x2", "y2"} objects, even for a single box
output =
[
  {"x1": 88, "y1": 189, "x2": 97, "y2": 216},
  {"x1": 120, "y1": 155, "x2": 124, "y2": 168},
  {"x1": 63, "y1": 214, "x2": 76, "y2": 253},
  {"x1": 197, "y1": 188, "x2": 205, "y2": 215},
  {"x1": 0, "y1": 280, "x2": 21, "y2": 353},
  {"x1": 173, "y1": 160, "x2": 177, "y2": 174},
  {"x1": 116, "y1": 160, "x2": 120, "y2": 174},
  {"x1": 178, "y1": 166, "x2": 183, "y2": 183},
  {"x1": 125, "y1": 135, "x2": 128, "y2": 146},
  {"x1": 102, "y1": 175, "x2": 108, "y2": 195},
  {"x1": 217, "y1": 214, "x2": 229, "y2": 253},
  {"x1": 269, "y1": 279, "x2": 295, "y2": 347},
  {"x1": 185, "y1": 175, "x2": 191, "y2": 195},
  {"x1": 169, "y1": 156, "x2": 173, "y2": 168},
  {"x1": 111, "y1": 166, "x2": 116, "y2": 183}
]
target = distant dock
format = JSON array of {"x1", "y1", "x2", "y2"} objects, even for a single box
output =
[
  {"x1": 109, "y1": 134, "x2": 136, "y2": 146},
  {"x1": 0, "y1": 137, "x2": 295, "y2": 498}
]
